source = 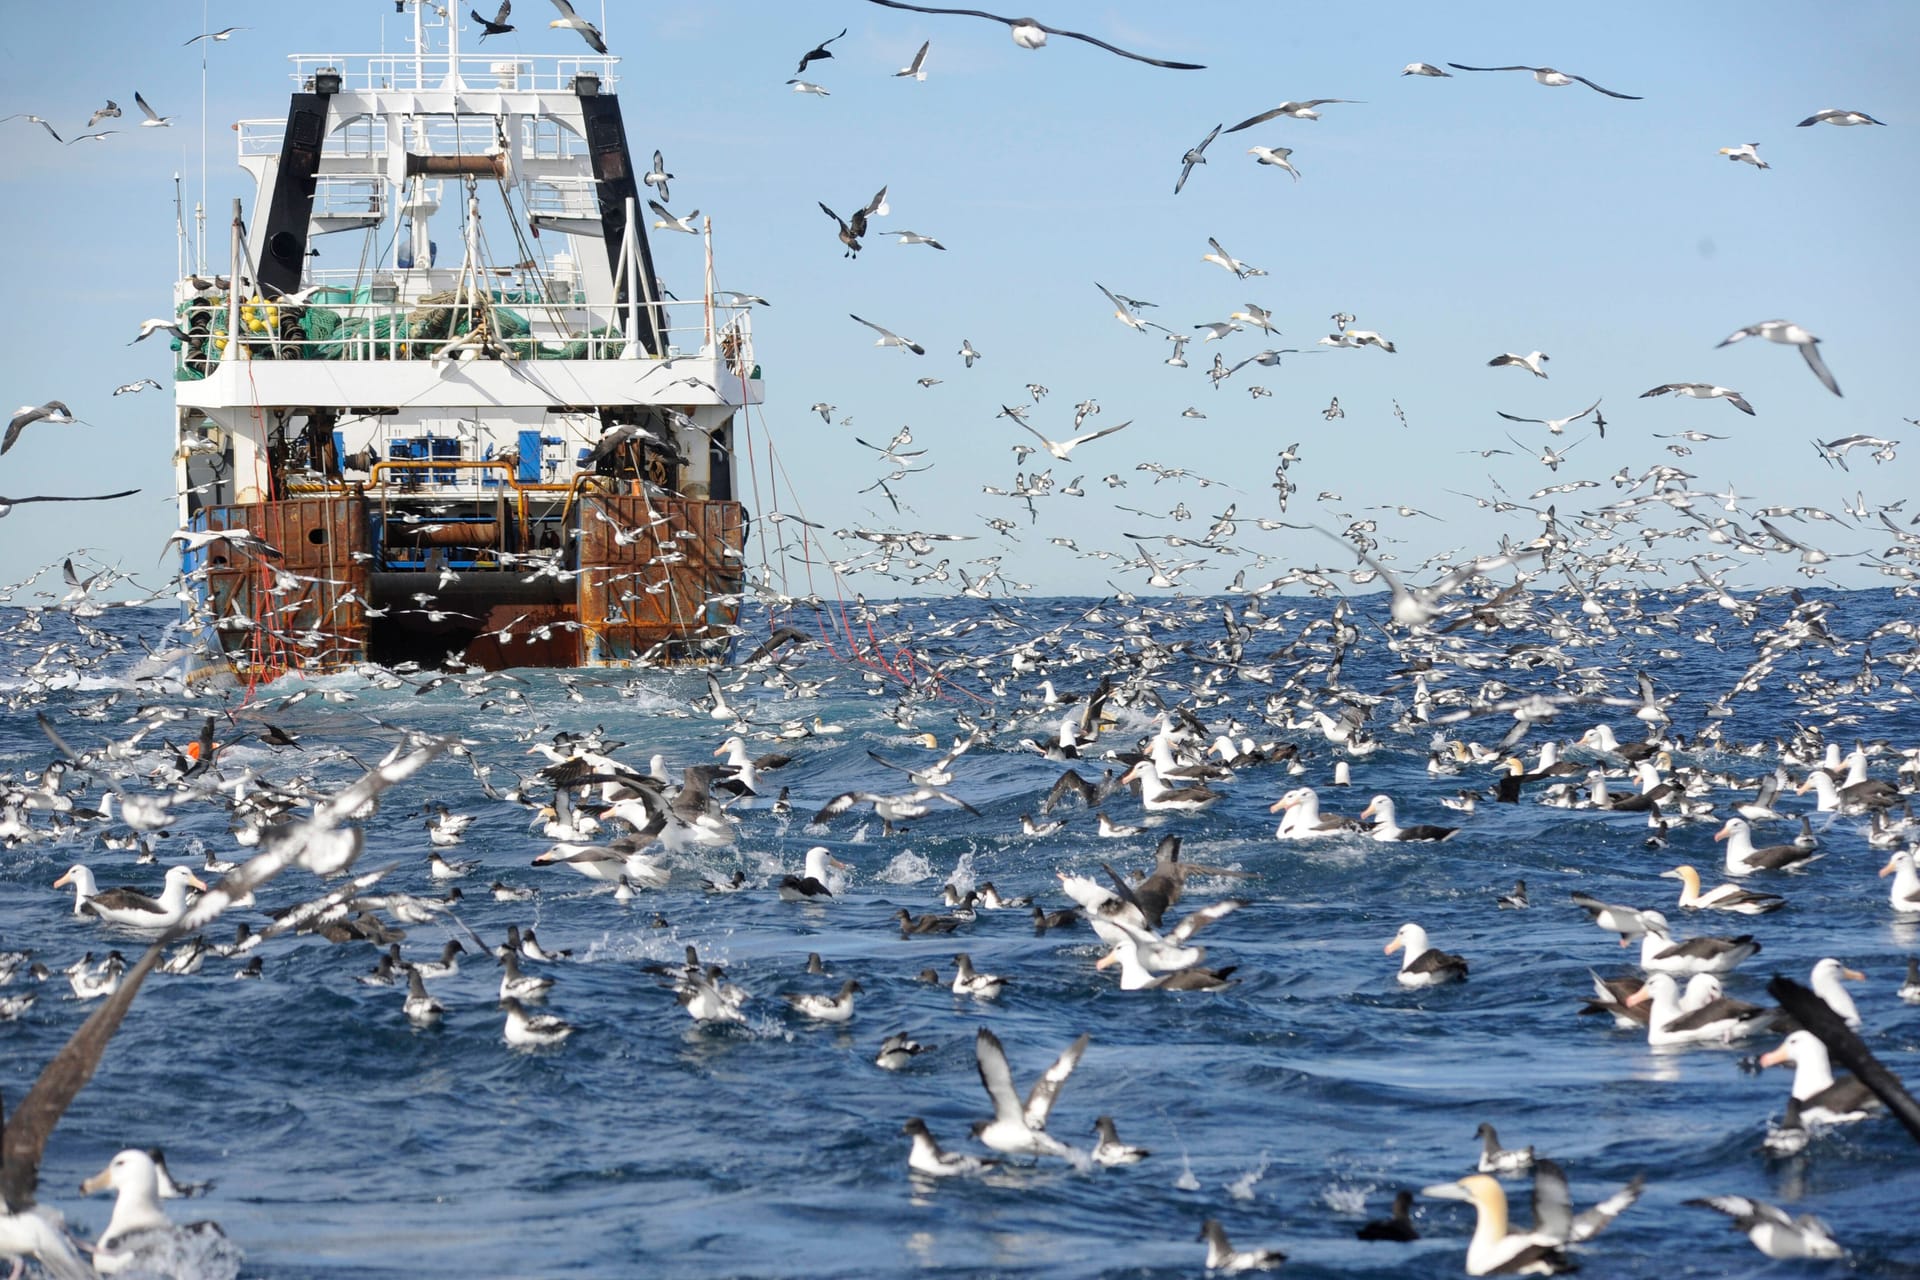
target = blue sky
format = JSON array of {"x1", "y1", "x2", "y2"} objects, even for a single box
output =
[{"x1": 0, "y1": 2, "x2": 1913, "y2": 599}]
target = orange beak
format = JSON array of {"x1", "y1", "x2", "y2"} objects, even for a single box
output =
[{"x1": 1757, "y1": 1045, "x2": 1792, "y2": 1068}]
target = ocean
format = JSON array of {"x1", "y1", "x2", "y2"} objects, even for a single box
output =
[{"x1": 1, "y1": 591, "x2": 1917, "y2": 1278}]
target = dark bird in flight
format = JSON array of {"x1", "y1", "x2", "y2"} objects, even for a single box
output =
[
  {"x1": 795, "y1": 28, "x2": 848, "y2": 76},
  {"x1": 472, "y1": 1, "x2": 514, "y2": 39}
]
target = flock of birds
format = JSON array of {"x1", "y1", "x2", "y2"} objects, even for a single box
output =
[{"x1": 0, "y1": 3, "x2": 1915, "y2": 1277}]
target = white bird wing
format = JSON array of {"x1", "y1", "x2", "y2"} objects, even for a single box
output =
[
  {"x1": 134, "y1": 91, "x2": 161, "y2": 122},
  {"x1": 1165, "y1": 898, "x2": 1244, "y2": 945},
  {"x1": 974, "y1": 1027, "x2": 1025, "y2": 1125},
  {"x1": 1022, "y1": 1032, "x2": 1089, "y2": 1130},
  {"x1": 549, "y1": 0, "x2": 581, "y2": 18},
  {"x1": 1062, "y1": 419, "x2": 1132, "y2": 451}
]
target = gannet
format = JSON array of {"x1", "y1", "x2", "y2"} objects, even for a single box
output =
[
  {"x1": 1424, "y1": 1162, "x2": 1640, "y2": 1276},
  {"x1": 1719, "y1": 142, "x2": 1768, "y2": 169},
  {"x1": 547, "y1": 0, "x2": 608, "y2": 53},
  {"x1": 1659, "y1": 864, "x2": 1784, "y2": 914},
  {"x1": 1488, "y1": 350, "x2": 1550, "y2": 378}
]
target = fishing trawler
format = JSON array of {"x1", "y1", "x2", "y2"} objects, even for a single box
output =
[{"x1": 171, "y1": 3, "x2": 759, "y2": 678}]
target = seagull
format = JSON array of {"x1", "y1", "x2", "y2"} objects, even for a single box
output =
[
  {"x1": 3, "y1": 402, "x2": 79, "y2": 456},
  {"x1": 86, "y1": 101, "x2": 121, "y2": 128},
  {"x1": 1488, "y1": 350, "x2": 1550, "y2": 377},
  {"x1": 1446, "y1": 64, "x2": 1641, "y2": 99},
  {"x1": 1496, "y1": 398, "x2": 1600, "y2": 435},
  {"x1": 1174, "y1": 123, "x2": 1221, "y2": 194},
  {"x1": 787, "y1": 79, "x2": 831, "y2": 95},
  {"x1": 1402, "y1": 62, "x2": 1452, "y2": 76},
  {"x1": 472, "y1": 1, "x2": 514, "y2": 38},
  {"x1": 895, "y1": 40, "x2": 932, "y2": 79},
  {"x1": 1225, "y1": 99, "x2": 1361, "y2": 130},
  {"x1": 183, "y1": 25, "x2": 247, "y2": 46},
  {"x1": 850, "y1": 313, "x2": 925, "y2": 355},
  {"x1": 642, "y1": 149, "x2": 672, "y2": 203},
  {"x1": 860, "y1": 1, "x2": 1204, "y2": 69},
  {"x1": 1719, "y1": 142, "x2": 1768, "y2": 169},
  {"x1": 1247, "y1": 145, "x2": 1301, "y2": 180},
  {"x1": 647, "y1": 200, "x2": 699, "y2": 235},
  {"x1": 970, "y1": 1026, "x2": 1087, "y2": 1158},
  {"x1": 1815, "y1": 433, "x2": 1899, "y2": 470},
  {"x1": 133, "y1": 91, "x2": 172, "y2": 127},
  {"x1": 1639, "y1": 383, "x2": 1754, "y2": 415},
  {"x1": 1718, "y1": 320, "x2": 1841, "y2": 397},
  {"x1": 795, "y1": 28, "x2": 847, "y2": 75},
  {"x1": 1797, "y1": 107, "x2": 1886, "y2": 127},
  {"x1": 1, "y1": 114, "x2": 63, "y2": 143},
  {"x1": 548, "y1": 0, "x2": 608, "y2": 54},
  {"x1": 113, "y1": 379, "x2": 164, "y2": 396}
]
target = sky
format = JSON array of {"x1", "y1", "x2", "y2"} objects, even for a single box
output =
[{"x1": 0, "y1": 2, "x2": 1914, "y2": 601}]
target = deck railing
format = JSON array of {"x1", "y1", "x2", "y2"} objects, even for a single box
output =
[{"x1": 287, "y1": 52, "x2": 618, "y2": 94}]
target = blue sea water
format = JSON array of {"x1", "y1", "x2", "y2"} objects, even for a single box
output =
[{"x1": 1, "y1": 592, "x2": 1918, "y2": 1278}]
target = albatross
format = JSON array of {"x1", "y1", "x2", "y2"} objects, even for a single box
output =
[
  {"x1": 54, "y1": 864, "x2": 206, "y2": 931},
  {"x1": 1385, "y1": 922, "x2": 1468, "y2": 986},
  {"x1": 859, "y1": 1, "x2": 1203, "y2": 69},
  {"x1": 80, "y1": 1149, "x2": 235, "y2": 1278}
]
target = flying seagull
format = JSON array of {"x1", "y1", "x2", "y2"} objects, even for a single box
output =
[
  {"x1": 1402, "y1": 63, "x2": 1451, "y2": 77},
  {"x1": 472, "y1": 2, "x2": 514, "y2": 40},
  {"x1": 113, "y1": 379, "x2": 165, "y2": 397},
  {"x1": 548, "y1": 0, "x2": 608, "y2": 54},
  {"x1": 183, "y1": 26, "x2": 247, "y2": 46},
  {"x1": 795, "y1": 28, "x2": 847, "y2": 76},
  {"x1": 1446, "y1": 64, "x2": 1641, "y2": 99},
  {"x1": 1640, "y1": 383, "x2": 1755, "y2": 415},
  {"x1": 1225, "y1": 99, "x2": 1361, "y2": 131},
  {"x1": 896, "y1": 40, "x2": 932, "y2": 79},
  {"x1": 1718, "y1": 320, "x2": 1841, "y2": 397},
  {"x1": 134, "y1": 91, "x2": 173, "y2": 127},
  {"x1": 1174, "y1": 123, "x2": 1221, "y2": 195},
  {"x1": 860, "y1": 1, "x2": 1203, "y2": 69},
  {"x1": 850, "y1": 314, "x2": 926, "y2": 355},
  {"x1": 787, "y1": 80, "x2": 831, "y2": 95},
  {"x1": 1318, "y1": 527, "x2": 1545, "y2": 628},
  {"x1": 0, "y1": 489, "x2": 139, "y2": 519},
  {"x1": 4, "y1": 401, "x2": 80, "y2": 455},
  {"x1": 86, "y1": 101, "x2": 121, "y2": 128}
]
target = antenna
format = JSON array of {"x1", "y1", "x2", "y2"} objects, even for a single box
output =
[
  {"x1": 174, "y1": 171, "x2": 186, "y2": 280},
  {"x1": 198, "y1": 0, "x2": 209, "y2": 276}
]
